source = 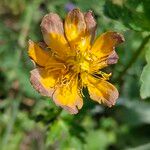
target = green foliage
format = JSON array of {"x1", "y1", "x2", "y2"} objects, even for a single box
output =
[
  {"x1": 140, "y1": 44, "x2": 150, "y2": 99},
  {"x1": 104, "y1": 0, "x2": 150, "y2": 31},
  {"x1": 0, "y1": 0, "x2": 150, "y2": 150}
]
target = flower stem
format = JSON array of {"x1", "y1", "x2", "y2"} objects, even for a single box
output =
[
  {"x1": 1, "y1": 99, "x2": 20, "y2": 150},
  {"x1": 115, "y1": 34, "x2": 150, "y2": 82}
]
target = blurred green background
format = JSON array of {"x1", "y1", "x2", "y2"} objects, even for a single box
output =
[{"x1": 0, "y1": 0, "x2": 150, "y2": 150}]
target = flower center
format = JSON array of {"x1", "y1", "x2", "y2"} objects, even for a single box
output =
[{"x1": 66, "y1": 52, "x2": 91, "y2": 73}]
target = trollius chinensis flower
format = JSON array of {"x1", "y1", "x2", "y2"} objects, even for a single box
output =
[{"x1": 28, "y1": 8, "x2": 125, "y2": 114}]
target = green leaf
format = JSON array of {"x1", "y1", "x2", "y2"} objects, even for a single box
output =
[
  {"x1": 140, "y1": 44, "x2": 150, "y2": 99},
  {"x1": 127, "y1": 143, "x2": 150, "y2": 150},
  {"x1": 114, "y1": 99, "x2": 150, "y2": 126},
  {"x1": 84, "y1": 129, "x2": 116, "y2": 150},
  {"x1": 145, "y1": 44, "x2": 150, "y2": 63},
  {"x1": 104, "y1": 0, "x2": 150, "y2": 31},
  {"x1": 140, "y1": 65, "x2": 150, "y2": 99}
]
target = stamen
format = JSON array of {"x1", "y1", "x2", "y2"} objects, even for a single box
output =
[
  {"x1": 92, "y1": 71, "x2": 112, "y2": 80},
  {"x1": 79, "y1": 88, "x2": 84, "y2": 97},
  {"x1": 47, "y1": 68, "x2": 63, "y2": 74},
  {"x1": 45, "y1": 62, "x2": 65, "y2": 69},
  {"x1": 99, "y1": 71, "x2": 112, "y2": 80},
  {"x1": 92, "y1": 73, "x2": 101, "y2": 79}
]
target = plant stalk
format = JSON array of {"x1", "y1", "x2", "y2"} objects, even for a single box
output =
[{"x1": 115, "y1": 34, "x2": 150, "y2": 82}]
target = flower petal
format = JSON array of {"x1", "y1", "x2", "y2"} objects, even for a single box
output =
[
  {"x1": 107, "y1": 50, "x2": 119, "y2": 65},
  {"x1": 41, "y1": 13, "x2": 71, "y2": 58},
  {"x1": 91, "y1": 31, "x2": 124, "y2": 57},
  {"x1": 65, "y1": 8, "x2": 90, "y2": 52},
  {"x1": 28, "y1": 40, "x2": 52, "y2": 67},
  {"x1": 30, "y1": 68, "x2": 58, "y2": 97},
  {"x1": 89, "y1": 31, "x2": 124, "y2": 71},
  {"x1": 84, "y1": 10, "x2": 97, "y2": 44},
  {"x1": 65, "y1": 8, "x2": 86, "y2": 42},
  {"x1": 86, "y1": 75, "x2": 119, "y2": 107},
  {"x1": 53, "y1": 77, "x2": 83, "y2": 114}
]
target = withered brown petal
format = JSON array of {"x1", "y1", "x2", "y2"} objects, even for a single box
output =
[
  {"x1": 112, "y1": 32, "x2": 125, "y2": 44},
  {"x1": 41, "y1": 13, "x2": 64, "y2": 39},
  {"x1": 107, "y1": 50, "x2": 119, "y2": 65},
  {"x1": 84, "y1": 10, "x2": 97, "y2": 43},
  {"x1": 60, "y1": 106, "x2": 78, "y2": 115}
]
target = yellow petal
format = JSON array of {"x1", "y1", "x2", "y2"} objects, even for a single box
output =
[
  {"x1": 30, "y1": 68, "x2": 58, "y2": 97},
  {"x1": 91, "y1": 31, "x2": 124, "y2": 58},
  {"x1": 65, "y1": 8, "x2": 86, "y2": 42},
  {"x1": 89, "y1": 31, "x2": 124, "y2": 71},
  {"x1": 85, "y1": 75, "x2": 119, "y2": 107},
  {"x1": 65, "y1": 8, "x2": 90, "y2": 52},
  {"x1": 89, "y1": 51, "x2": 119, "y2": 73},
  {"x1": 41, "y1": 13, "x2": 71, "y2": 58},
  {"x1": 28, "y1": 40, "x2": 51, "y2": 67},
  {"x1": 53, "y1": 76, "x2": 83, "y2": 114}
]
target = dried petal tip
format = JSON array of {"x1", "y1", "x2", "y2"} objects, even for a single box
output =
[
  {"x1": 106, "y1": 100, "x2": 116, "y2": 108},
  {"x1": 107, "y1": 51, "x2": 119, "y2": 65},
  {"x1": 71, "y1": 8, "x2": 80, "y2": 13},
  {"x1": 62, "y1": 106, "x2": 78, "y2": 114},
  {"x1": 112, "y1": 32, "x2": 125, "y2": 44},
  {"x1": 84, "y1": 10, "x2": 97, "y2": 43},
  {"x1": 40, "y1": 13, "x2": 63, "y2": 34}
]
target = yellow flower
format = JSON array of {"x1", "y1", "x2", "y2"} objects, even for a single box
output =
[{"x1": 28, "y1": 8, "x2": 124, "y2": 114}]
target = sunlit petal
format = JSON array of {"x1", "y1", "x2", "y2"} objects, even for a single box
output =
[
  {"x1": 30, "y1": 68, "x2": 58, "y2": 97},
  {"x1": 28, "y1": 9, "x2": 124, "y2": 114},
  {"x1": 28, "y1": 40, "x2": 52, "y2": 67},
  {"x1": 53, "y1": 76, "x2": 83, "y2": 114},
  {"x1": 89, "y1": 31, "x2": 124, "y2": 71},
  {"x1": 41, "y1": 13, "x2": 71, "y2": 58},
  {"x1": 86, "y1": 75, "x2": 119, "y2": 107},
  {"x1": 65, "y1": 8, "x2": 90, "y2": 52}
]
